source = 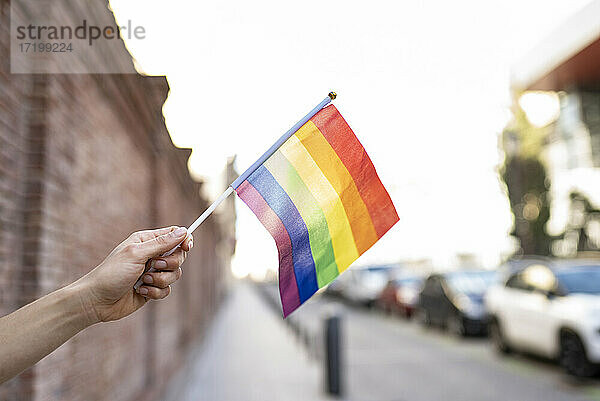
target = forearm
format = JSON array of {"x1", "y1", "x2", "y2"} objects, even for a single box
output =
[
  {"x1": 0, "y1": 226, "x2": 189, "y2": 384},
  {"x1": 0, "y1": 282, "x2": 98, "y2": 383}
]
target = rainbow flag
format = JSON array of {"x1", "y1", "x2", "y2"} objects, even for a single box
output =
[{"x1": 235, "y1": 105, "x2": 398, "y2": 316}]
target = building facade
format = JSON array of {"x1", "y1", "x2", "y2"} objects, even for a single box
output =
[
  {"x1": 510, "y1": 0, "x2": 600, "y2": 257},
  {"x1": 0, "y1": 0, "x2": 234, "y2": 400}
]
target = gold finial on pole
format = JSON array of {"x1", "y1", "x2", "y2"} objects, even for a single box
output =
[{"x1": 328, "y1": 91, "x2": 337, "y2": 100}]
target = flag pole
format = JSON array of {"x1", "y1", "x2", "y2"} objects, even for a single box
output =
[
  {"x1": 230, "y1": 91, "x2": 336, "y2": 188},
  {"x1": 134, "y1": 92, "x2": 336, "y2": 290},
  {"x1": 194, "y1": 91, "x2": 336, "y2": 232}
]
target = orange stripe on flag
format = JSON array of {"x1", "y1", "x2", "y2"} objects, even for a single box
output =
[
  {"x1": 310, "y1": 105, "x2": 398, "y2": 238},
  {"x1": 294, "y1": 121, "x2": 379, "y2": 254}
]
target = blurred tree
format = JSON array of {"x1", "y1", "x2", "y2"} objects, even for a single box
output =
[
  {"x1": 500, "y1": 94, "x2": 553, "y2": 256},
  {"x1": 566, "y1": 192, "x2": 600, "y2": 253}
]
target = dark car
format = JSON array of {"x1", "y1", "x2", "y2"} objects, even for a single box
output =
[
  {"x1": 418, "y1": 270, "x2": 498, "y2": 336},
  {"x1": 377, "y1": 276, "x2": 423, "y2": 318}
]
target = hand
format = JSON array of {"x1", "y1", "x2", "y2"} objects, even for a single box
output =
[{"x1": 76, "y1": 226, "x2": 193, "y2": 323}]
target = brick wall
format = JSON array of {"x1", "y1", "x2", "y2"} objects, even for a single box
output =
[
  {"x1": 0, "y1": 2, "x2": 30, "y2": 398},
  {"x1": 0, "y1": 1, "x2": 232, "y2": 400}
]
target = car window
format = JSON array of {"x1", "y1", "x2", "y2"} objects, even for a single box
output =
[
  {"x1": 555, "y1": 266, "x2": 600, "y2": 295},
  {"x1": 505, "y1": 273, "x2": 530, "y2": 291},
  {"x1": 423, "y1": 277, "x2": 440, "y2": 294},
  {"x1": 521, "y1": 264, "x2": 556, "y2": 292},
  {"x1": 433, "y1": 278, "x2": 445, "y2": 294},
  {"x1": 445, "y1": 271, "x2": 497, "y2": 296},
  {"x1": 401, "y1": 278, "x2": 422, "y2": 290},
  {"x1": 506, "y1": 264, "x2": 557, "y2": 293},
  {"x1": 422, "y1": 277, "x2": 434, "y2": 293},
  {"x1": 360, "y1": 271, "x2": 388, "y2": 291}
]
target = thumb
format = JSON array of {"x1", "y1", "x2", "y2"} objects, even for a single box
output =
[{"x1": 137, "y1": 227, "x2": 188, "y2": 258}]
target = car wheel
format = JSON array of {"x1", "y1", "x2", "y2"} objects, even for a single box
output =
[
  {"x1": 447, "y1": 314, "x2": 466, "y2": 337},
  {"x1": 559, "y1": 330, "x2": 599, "y2": 377},
  {"x1": 489, "y1": 318, "x2": 510, "y2": 354}
]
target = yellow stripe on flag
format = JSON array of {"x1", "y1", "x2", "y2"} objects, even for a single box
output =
[
  {"x1": 281, "y1": 134, "x2": 359, "y2": 272},
  {"x1": 294, "y1": 121, "x2": 379, "y2": 255}
]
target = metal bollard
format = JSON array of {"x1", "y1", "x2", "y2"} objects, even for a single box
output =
[{"x1": 324, "y1": 313, "x2": 343, "y2": 396}]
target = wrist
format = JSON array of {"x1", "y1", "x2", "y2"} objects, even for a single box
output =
[{"x1": 64, "y1": 280, "x2": 101, "y2": 327}]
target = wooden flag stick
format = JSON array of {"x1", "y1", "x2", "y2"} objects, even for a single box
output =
[{"x1": 134, "y1": 92, "x2": 336, "y2": 290}]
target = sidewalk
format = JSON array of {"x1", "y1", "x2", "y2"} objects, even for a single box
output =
[{"x1": 163, "y1": 282, "x2": 332, "y2": 401}]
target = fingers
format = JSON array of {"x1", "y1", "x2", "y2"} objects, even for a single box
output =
[
  {"x1": 133, "y1": 226, "x2": 179, "y2": 243},
  {"x1": 148, "y1": 248, "x2": 187, "y2": 271},
  {"x1": 137, "y1": 248, "x2": 186, "y2": 299},
  {"x1": 140, "y1": 268, "x2": 182, "y2": 289},
  {"x1": 137, "y1": 268, "x2": 181, "y2": 299},
  {"x1": 180, "y1": 234, "x2": 194, "y2": 252},
  {"x1": 134, "y1": 227, "x2": 188, "y2": 259},
  {"x1": 137, "y1": 285, "x2": 171, "y2": 300}
]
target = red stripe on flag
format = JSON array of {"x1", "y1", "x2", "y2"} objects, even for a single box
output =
[{"x1": 310, "y1": 105, "x2": 398, "y2": 238}]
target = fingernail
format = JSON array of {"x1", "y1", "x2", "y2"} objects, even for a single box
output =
[
  {"x1": 143, "y1": 275, "x2": 153, "y2": 284},
  {"x1": 172, "y1": 227, "x2": 187, "y2": 237},
  {"x1": 189, "y1": 240, "x2": 194, "y2": 250},
  {"x1": 138, "y1": 287, "x2": 148, "y2": 295},
  {"x1": 153, "y1": 259, "x2": 167, "y2": 269}
]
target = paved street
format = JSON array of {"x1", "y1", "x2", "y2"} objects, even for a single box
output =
[
  {"x1": 163, "y1": 282, "x2": 332, "y2": 401},
  {"x1": 167, "y1": 282, "x2": 600, "y2": 401},
  {"x1": 258, "y1": 283, "x2": 600, "y2": 401}
]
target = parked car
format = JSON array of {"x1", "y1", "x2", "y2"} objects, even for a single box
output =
[
  {"x1": 418, "y1": 270, "x2": 498, "y2": 336},
  {"x1": 338, "y1": 264, "x2": 400, "y2": 307},
  {"x1": 377, "y1": 276, "x2": 423, "y2": 318},
  {"x1": 486, "y1": 262, "x2": 600, "y2": 377},
  {"x1": 497, "y1": 256, "x2": 554, "y2": 279}
]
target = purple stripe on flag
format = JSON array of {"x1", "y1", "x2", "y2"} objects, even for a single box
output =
[
  {"x1": 247, "y1": 165, "x2": 319, "y2": 303},
  {"x1": 236, "y1": 180, "x2": 301, "y2": 316}
]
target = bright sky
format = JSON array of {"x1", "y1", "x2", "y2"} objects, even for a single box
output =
[{"x1": 110, "y1": 0, "x2": 592, "y2": 278}]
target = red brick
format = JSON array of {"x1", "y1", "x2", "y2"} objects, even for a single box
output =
[{"x1": 0, "y1": 1, "x2": 234, "y2": 400}]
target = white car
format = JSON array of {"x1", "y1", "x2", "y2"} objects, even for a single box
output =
[
  {"x1": 339, "y1": 265, "x2": 398, "y2": 307},
  {"x1": 485, "y1": 263, "x2": 600, "y2": 377}
]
